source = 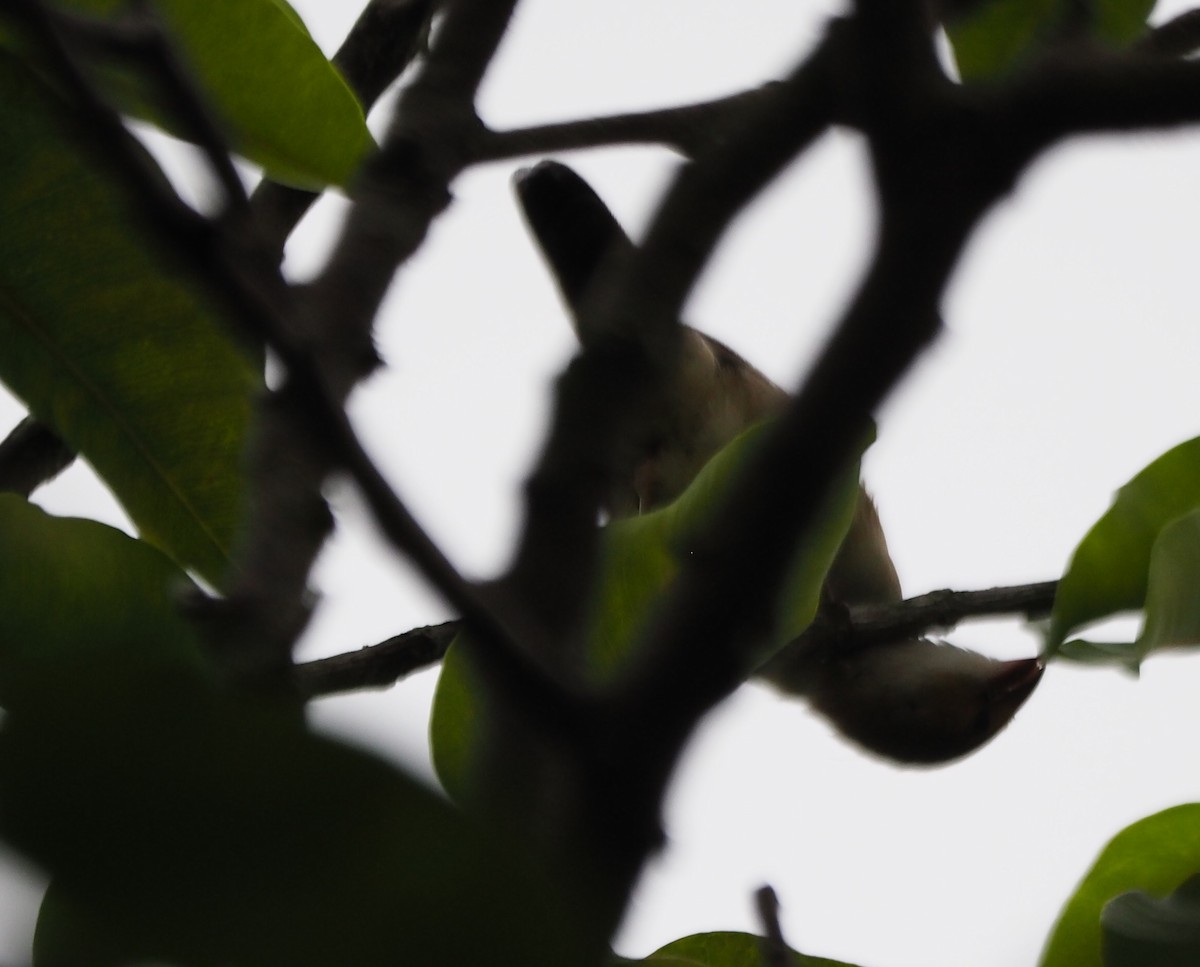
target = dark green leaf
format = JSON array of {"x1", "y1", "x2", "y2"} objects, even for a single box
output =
[
  {"x1": 427, "y1": 637, "x2": 484, "y2": 804},
  {"x1": 0, "y1": 502, "x2": 594, "y2": 966},
  {"x1": 1055, "y1": 637, "x2": 1141, "y2": 672},
  {"x1": 14, "y1": 694, "x2": 595, "y2": 967},
  {"x1": 1047, "y1": 437, "x2": 1200, "y2": 656},
  {"x1": 0, "y1": 53, "x2": 258, "y2": 586},
  {"x1": 1136, "y1": 509, "x2": 1200, "y2": 657},
  {"x1": 947, "y1": 0, "x2": 1061, "y2": 80},
  {"x1": 1041, "y1": 804, "x2": 1200, "y2": 967},
  {"x1": 586, "y1": 422, "x2": 860, "y2": 680},
  {"x1": 639, "y1": 930, "x2": 860, "y2": 966},
  {"x1": 1094, "y1": 0, "x2": 1158, "y2": 47},
  {"x1": 0, "y1": 493, "x2": 207, "y2": 710}
]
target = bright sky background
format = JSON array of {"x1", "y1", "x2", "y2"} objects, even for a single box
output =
[{"x1": 4, "y1": 2, "x2": 1200, "y2": 965}]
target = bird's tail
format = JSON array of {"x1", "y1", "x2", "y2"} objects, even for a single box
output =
[{"x1": 513, "y1": 160, "x2": 635, "y2": 344}]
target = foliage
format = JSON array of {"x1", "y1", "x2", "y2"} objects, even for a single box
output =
[
  {"x1": 0, "y1": 0, "x2": 371, "y2": 186},
  {"x1": 430, "y1": 423, "x2": 864, "y2": 802},
  {"x1": 0, "y1": 0, "x2": 1196, "y2": 965},
  {"x1": 1048, "y1": 438, "x2": 1200, "y2": 669},
  {"x1": 620, "y1": 930, "x2": 857, "y2": 966},
  {"x1": 0, "y1": 53, "x2": 256, "y2": 586},
  {"x1": 1042, "y1": 805, "x2": 1200, "y2": 967}
]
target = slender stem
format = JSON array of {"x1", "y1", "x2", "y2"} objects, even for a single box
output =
[{"x1": 291, "y1": 580, "x2": 1058, "y2": 698}]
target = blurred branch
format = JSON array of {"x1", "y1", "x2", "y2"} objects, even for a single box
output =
[
  {"x1": 1002, "y1": 52, "x2": 1200, "y2": 142},
  {"x1": 216, "y1": 0, "x2": 585, "y2": 729},
  {"x1": 15, "y1": 0, "x2": 1200, "y2": 946},
  {"x1": 473, "y1": 83, "x2": 785, "y2": 161},
  {"x1": 1135, "y1": 9, "x2": 1200, "y2": 57},
  {"x1": 250, "y1": 0, "x2": 438, "y2": 257},
  {"x1": 496, "y1": 25, "x2": 842, "y2": 681},
  {"x1": 578, "y1": 7, "x2": 1016, "y2": 914},
  {"x1": 3, "y1": 0, "x2": 557, "y2": 708},
  {"x1": 0, "y1": 418, "x2": 75, "y2": 497},
  {"x1": 299, "y1": 0, "x2": 519, "y2": 384}
]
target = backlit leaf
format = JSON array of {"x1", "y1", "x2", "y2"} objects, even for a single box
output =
[
  {"x1": 1041, "y1": 804, "x2": 1200, "y2": 967},
  {"x1": 0, "y1": 54, "x2": 258, "y2": 585}
]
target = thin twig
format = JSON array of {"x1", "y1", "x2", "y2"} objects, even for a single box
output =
[
  {"x1": 291, "y1": 579, "x2": 1057, "y2": 698},
  {"x1": 814, "y1": 580, "x2": 1058, "y2": 648},
  {"x1": 292, "y1": 620, "x2": 458, "y2": 697},
  {"x1": 755, "y1": 885, "x2": 790, "y2": 967}
]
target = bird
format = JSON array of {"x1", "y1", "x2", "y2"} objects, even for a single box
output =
[{"x1": 513, "y1": 159, "x2": 1042, "y2": 765}]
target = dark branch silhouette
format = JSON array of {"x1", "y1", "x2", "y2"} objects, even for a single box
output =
[
  {"x1": 250, "y1": 0, "x2": 438, "y2": 257},
  {"x1": 6, "y1": 0, "x2": 1200, "y2": 950},
  {"x1": 0, "y1": 418, "x2": 75, "y2": 497}
]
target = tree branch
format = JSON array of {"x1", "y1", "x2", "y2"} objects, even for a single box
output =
[
  {"x1": 497, "y1": 28, "x2": 841, "y2": 677},
  {"x1": 1136, "y1": 8, "x2": 1200, "y2": 58},
  {"x1": 0, "y1": 418, "x2": 75, "y2": 497},
  {"x1": 250, "y1": 0, "x2": 438, "y2": 258},
  {"x1": 204, "y1": 0, "x2": 528, "y2": 684},
  {"x1": 576, "y1": 10, "x2": 1031, "y2": 916},
  {"x1": 292, "y1": 619, "x2": 458, "y2": 698},
  {"x1": 1000, "y1": 52, "x2": 1200, "y2": 146},
  {"x1": 290, "y1": 580, "x2": 1058, "y2": 699},
  {"x1": 5, "y1": 0, "x2": 555, "y2": 706},
  {"x1": 798, "y1": 580, "x2": 1058, "y2": 652},
  {"x1": 473, "y1": 83, "x2": 785, "y2": 162}
]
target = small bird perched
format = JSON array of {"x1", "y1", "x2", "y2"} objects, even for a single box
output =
[{"x1": 513, "y1": 160, "x2": 1042, "y2": 765}]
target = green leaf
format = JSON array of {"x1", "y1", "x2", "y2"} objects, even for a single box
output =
[
  {"x1": 1102, "y1": 873, "x2": 1200, "y2": 967},
  {"x1": 431, "y1": 421, "x2": 864, "y2": 800},
  {"x1": 1136, "y1": 510, "x2": 1200, "y2": 657},
  {"x1": 0, "y1": 502, "x2": 594, "y2": 966},
  {"x1": 1041, "y1": 804, "x2": 1200, "y2": 967},
  {"x1": 13, "y1": 695, "x2": 594, "y2": 967},
  {"x1": 637, "y1": 931, "x2": 860, "y2": 966},
  {"x1": 947, "y1": 0, "x2": 1061, "y2": 79},
  {"x1": 427, "y1": 638, "x2": 485, "y2": 805},
  {"x1": 1055, "y1": 637, "x2": 1141, "y2": 672},
  {"x1": 0, "y1": 493, "x2": 207, "y2": 710},
  {"x1": 580, "y1": 421, "x2": 862, "y2": 681},
  {"x1": 17, "y1": 0, "x2": 372, "y2": 187},
  {"x1": 33, "y1": 884, "x2": 130, "y2": 967},
  {"x1": 947, "y1": 0, "x2": 1155, "y2": 80},
  {"x1": 0, "y1": 54, "x2": 258, "y2": 586},
  {"x1": 1047, "y1": 437, "x2": 1200, "y2": 656}
]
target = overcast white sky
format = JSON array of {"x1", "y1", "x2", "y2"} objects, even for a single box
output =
[{"x1": 5, "y1": 2, "x2": 1200, "y2": 964}]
